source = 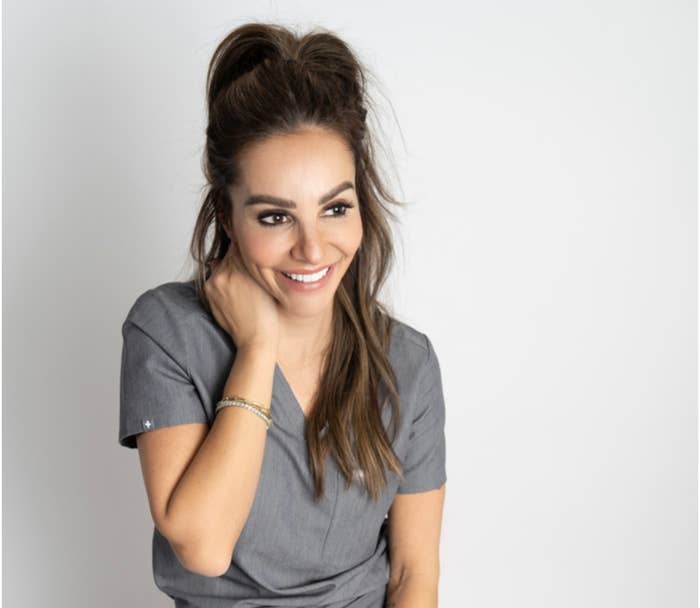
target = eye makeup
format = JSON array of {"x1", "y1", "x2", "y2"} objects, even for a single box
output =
[{"x1": 256, "y1": 201, "x2": 355, "y2": 227}]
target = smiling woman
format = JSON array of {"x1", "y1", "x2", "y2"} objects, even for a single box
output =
[
  {"x1": 222, "y1": 127, "x2": 364, "y2": 319},
  {"x1": 118, "y1": 20, "x2": 446, "y2": 608}
]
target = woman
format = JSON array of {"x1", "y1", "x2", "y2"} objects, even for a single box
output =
[{"x1": 119, "y1": 22, "x2": 447, "y2": 608}]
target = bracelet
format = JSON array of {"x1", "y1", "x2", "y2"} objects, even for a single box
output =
[
  {"x1": 215, "y1": 396, "x2": 273, "y2": 429},
  {"x1": 216, "y1": 400, "x2": 272, "y2": 429},
  {"x1": 222, "y1": 394, "x2": 270, "y2": 413},
  {"x1": 217, "y1": 394, "x2": 271, "y2": 419},
  {"x1": 218, "y1": 401, "x2": 272, "y2": 429}
]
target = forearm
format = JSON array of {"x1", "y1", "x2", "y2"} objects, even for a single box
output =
[
  {"x1": 161, "y1": 344, "x2": 277, "y2": 572},
  {"x1": 385, "y1": 570, "x2": 439, "y2": 608}
]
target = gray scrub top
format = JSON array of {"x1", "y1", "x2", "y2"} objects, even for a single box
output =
[{"x1": 118, "y1": 280, "x2": 447, "y2": 608}]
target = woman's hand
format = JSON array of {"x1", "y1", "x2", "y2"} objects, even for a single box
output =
[{"x1": 204, "y1": 240, "x2": 280, "y2": 354}]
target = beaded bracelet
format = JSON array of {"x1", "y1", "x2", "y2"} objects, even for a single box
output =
[
  {"x1": 215, "y1": 395, "x2": 273, "y2": 429},
  {"x1": 220, "y1": 394, "x2": 271, "y2": 420},
  {"x1": 215, "y1": 399, "x2": 272, "y2": 428},
  {"x1": 222, "y1": 394, "x2": 269, "y2": 413}
]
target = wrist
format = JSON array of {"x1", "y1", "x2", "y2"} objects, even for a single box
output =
[{"x1": 236, "y1": 340, "x2": 277, "y2": 359}]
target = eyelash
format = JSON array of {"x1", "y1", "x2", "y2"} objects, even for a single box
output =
[{"x1": 257, "y1": 201, "x2": 355, "y2": 227}]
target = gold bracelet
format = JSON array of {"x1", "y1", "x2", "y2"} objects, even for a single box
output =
[
  {"x1": 222, "y1": 394, "x2": 270, "y2": 413},
  {"x1": 217, "y1": 399, "x2": 271, "y2": 419},
  {"x1": 215, "y1": 399, "x2": 273, "y2": 429},
  {"x1": 218, "y1": 398, "x2": 270, "y2": 421}
]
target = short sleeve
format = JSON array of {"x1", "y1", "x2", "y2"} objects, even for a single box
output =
[
  {"x1": 118, "y1": 319, "x2": 209, "y2": 449},
  {"x1": 396, "y1": 334, "x2": 447, "y2": 494}
]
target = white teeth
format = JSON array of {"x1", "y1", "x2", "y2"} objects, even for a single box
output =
[{"x1": 282, "y1": 266, "x2": 330, "y2": 283}]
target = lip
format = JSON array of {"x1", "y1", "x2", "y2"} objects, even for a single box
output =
[
  {"x1": 278, "y1": 265, "x2": 332, "y2": 275},
  {"x1": 275, "y1": 263, "x2": 335, "y2": 292}
]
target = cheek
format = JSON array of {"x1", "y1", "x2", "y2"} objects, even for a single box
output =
[
  {"x1": 342, "y1": 217, "x2": 363, "y2": 253},
  {"x1": 236, "y1": 231, "x2": 281, "y2": 266}
]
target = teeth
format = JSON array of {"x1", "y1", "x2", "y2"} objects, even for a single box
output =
[{"x1": 282, "y1": 266, "x2": 330, "y2": 283}]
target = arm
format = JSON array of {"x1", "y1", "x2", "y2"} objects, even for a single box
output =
[
  {"x1": 385, "y1": 484, "x2": 446, "y2": 607},
  {"x1": 137, "y1": 344, "x2": 276, "y2": 576}
]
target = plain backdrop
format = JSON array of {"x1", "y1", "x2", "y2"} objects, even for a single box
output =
[{"x1": 3, "y1": 1, "x2": 696, "y2": 607}]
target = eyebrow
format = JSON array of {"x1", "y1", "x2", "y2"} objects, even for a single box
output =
[{"x1": 243, "y1": 181, "x2": 355, "y2": 209}]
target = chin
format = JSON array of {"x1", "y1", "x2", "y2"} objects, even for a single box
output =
[{"x1": 283, "y1": 302, "x2": 334, "y2": 320}]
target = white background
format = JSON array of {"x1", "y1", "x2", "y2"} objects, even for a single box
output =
[{"x1": 3, "y1": 1, "x2": 696, "y2": 606}]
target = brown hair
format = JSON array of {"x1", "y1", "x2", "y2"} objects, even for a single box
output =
[{"x1": 188, "y1": 22, "x2": 408, "y2": 502}]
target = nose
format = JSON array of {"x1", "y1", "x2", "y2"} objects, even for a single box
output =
[{"x1": 291, "y1": 223, "x2": 325, "y2": 265}]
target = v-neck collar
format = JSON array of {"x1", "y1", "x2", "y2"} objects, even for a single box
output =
[
  {"x1": 273, "y1": 362, "x2": 308, "y2": 435},
  {"x1": 273, "y1": 362, "x2": 331, "y2": 440}
]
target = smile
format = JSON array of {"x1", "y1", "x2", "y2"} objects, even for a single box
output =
[
  {"x1": 281, "y1": 266, "x2": 331, "y2": 282},
  {"x1": 276, "y1": 263, "x2": 335, "y2": 292}
]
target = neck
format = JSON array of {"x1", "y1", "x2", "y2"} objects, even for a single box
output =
[{"x1": 277, "y1": 304, "x2": 334, "y2": 368}]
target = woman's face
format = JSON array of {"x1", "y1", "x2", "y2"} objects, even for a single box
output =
[{"x1": 226, "y1": 125, "x2": 363, "y2": 317}]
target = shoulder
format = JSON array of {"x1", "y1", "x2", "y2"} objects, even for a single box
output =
[
  {"x1": 389, "y1": 317, "x2": 430, "y2": 352},
  {"x1": 121, "y1": 280, "x2": 211, "y2": 366},
  {"x1": 387, "y1": 316, "x2": 438, "y2": 379},
  {"x1": 124, "y1": 279, "x2": 206, "y2": 331}
]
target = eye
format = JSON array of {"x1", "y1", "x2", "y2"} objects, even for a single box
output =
[
  {"x1": 257, "y1": 211, "x2": 290, "y2": 227},
  {"x1": 257, "y1": 201, "x2": 355, "y2": 227},
  {"x1": 323, "y1": 201, "x2": 354, "y2": 217}
]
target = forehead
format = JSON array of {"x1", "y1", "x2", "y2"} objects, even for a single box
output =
[{"x1": 235, "y1": 126, "x2": 355, "y2": 197}]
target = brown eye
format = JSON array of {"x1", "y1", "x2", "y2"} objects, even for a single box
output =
[
  {"x1": 323, "y1": 202, "x2": 354, "y2": 217},
  {"x1": 257, "y1": 212, "x2": 290, "y2": 227},
  {"x1": 257, "y1": 202, "x2": 354, "y2": 227}
]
